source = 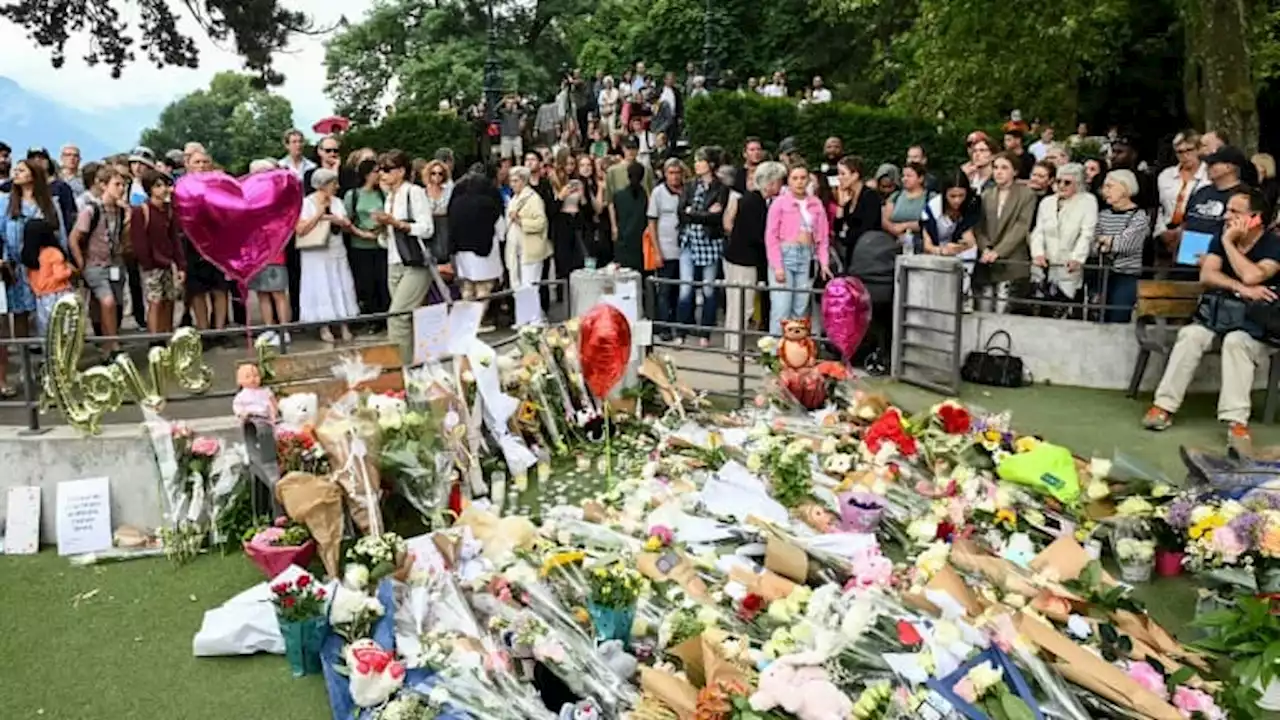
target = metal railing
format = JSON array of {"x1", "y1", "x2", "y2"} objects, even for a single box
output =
[
  {"x1": 956, "y1": 257, "x2": 1186, "y2": 322},
  {"x1": 643, "y1": 275, "x2": 838, "y2": 406},
  {"x1": 0, "y1": 280, "x2": 567, "y2": 433}
]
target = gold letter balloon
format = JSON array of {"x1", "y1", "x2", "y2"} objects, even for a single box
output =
[{"x1": 41, "y1": 294, "x2": 214, "y2": 434}]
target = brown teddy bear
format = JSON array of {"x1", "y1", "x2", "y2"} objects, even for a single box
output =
[{"x1": 778, "y1": 317, "x2": 817, "y2": 371}]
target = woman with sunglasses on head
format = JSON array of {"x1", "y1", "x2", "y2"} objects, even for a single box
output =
[
  {"x1": 1030, "y1": 162, "x2": 1099, "y2": 317},
  {"x1": 372, "y1": 150, "x2": 435, "y2": 363},
  {"x1": 421, "y1": 160, "x2": 453, "y2": 264}
]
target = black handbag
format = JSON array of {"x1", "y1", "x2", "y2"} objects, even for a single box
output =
[
  {"x1": 961, "y1": 330, "x2": 1026, "y2": 387},
  {"x1": 1245, "y1": 298, "x2": 1280, "y2": 346},
  {"x1": 1194, "y1": 291, "x2": 1249, "y2": 335},
  {"x1": 393, "y1": 189, "x2": 430, "y2": 268}
]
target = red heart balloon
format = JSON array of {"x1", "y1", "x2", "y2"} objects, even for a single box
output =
[{"x1": 579, "y1": 304, "x2": 632, "y2": 398}]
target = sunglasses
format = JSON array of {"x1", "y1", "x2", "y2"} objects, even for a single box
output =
[
  {"x1": 1056, "y1": 179, "x2": 1075, "y2": 186},
  {"x1": 319, "y1": 147, "x2": 340, "y2": 154},
  {"x1": 1176, "y1": 147, "x2": 1197, "y2": 154},
  {"x1": 429, "y1": 171, "x2": 444, "y2": 177},
  {"x1": 380, "y1": 165, "x2": 398, "y2": 172}
]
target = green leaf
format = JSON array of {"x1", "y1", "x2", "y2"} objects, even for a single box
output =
[
  {"x1": 1000, "y1": 692, "x2": 1037, "y2": 720},
  {"x1": 1168, "y1": 666, "x2": 1195, "y2": 688}
]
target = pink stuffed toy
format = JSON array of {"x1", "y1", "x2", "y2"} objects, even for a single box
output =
[
  {"x1": 346, "y1": 639, "x2": 406, "y2": 707},
  {"x1": 750, "y1": 652, "x2": 853, "y2": 720}
]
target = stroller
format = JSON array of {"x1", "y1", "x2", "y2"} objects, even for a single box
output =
[{"x1": 848, "y1": 230, "x2": 899, "y2": 374}]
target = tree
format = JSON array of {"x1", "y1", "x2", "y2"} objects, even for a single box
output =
[
  {"x1": 0, "y1": 0, "x2": 317, "y2": 85},
  {"x1": 139, "y1": 71, "x2": 294, "y2": 174},
  {"x1": 1181, "y1": 0, "x2": 1263, "y2": 153}
]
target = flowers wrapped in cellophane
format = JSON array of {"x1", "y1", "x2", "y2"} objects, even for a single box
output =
[
  {"x1": 316, "y1": 354, "x2": 387, "y2": 535},
  {"x1": 394, "y1": 568, "x2": 556, "y2": 720},
  {"x1": 369, "y1": 386, "x2": 455, "y2": 527},
  {"x1": 143, "y1": 412, "x2": 232, "y2": 564}
]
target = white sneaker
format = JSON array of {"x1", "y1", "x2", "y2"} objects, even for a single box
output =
[{"x1": 259, "y1": 330, "x2": 278, "y2": 347}]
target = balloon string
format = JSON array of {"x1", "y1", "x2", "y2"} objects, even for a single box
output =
[{"x1": 238, "y1": 281, "x2": 253, "y2": 352}]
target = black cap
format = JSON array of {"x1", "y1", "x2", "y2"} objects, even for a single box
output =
[
  {"x1": 623, "y1": 136, "x2": 640, "y2": 150},
  {"x1": 1205, "y1": 145, "x2": 1249, "y2": 172},
  {"x1": 26, "y1": 146, "x2": 49, "y2": 159}
]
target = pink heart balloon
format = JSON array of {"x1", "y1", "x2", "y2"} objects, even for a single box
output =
[
  {"x1": 172, "y1": 169, "x2": 303, "y2": 284},
  {"x1": 822, "y1": 276, "x2": 872, "y2": 362}
]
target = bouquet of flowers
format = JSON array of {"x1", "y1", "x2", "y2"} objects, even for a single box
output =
[
  {"x1": 243, "y1": 515, "x2": 316, "y2": 578},
  {"x1": 587, "y1": 561, "x2": 645, "y2": 642},
  {"x1": 745, "y1": 432, "x2": 814, "y2": 509},
  {"x1": 271, "y1": 572, "x2": 328, "y2": 677},
  {"x1": 347, "y1": 532, "x2": 410, "y2": 590},
  {"x1": 276, "y1": 427, "x2": 331, "y2": 475},
  {"x1": 153, "y1": 422, "x2": 223, "y2": 565},
  {"x1": 375, "y1": 390, "x2": 454, "y2": 524}
]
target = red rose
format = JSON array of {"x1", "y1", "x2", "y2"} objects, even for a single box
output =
[
  {"x1": 937, "y1": 404, "x2": 972, "y2": 434},
  {"x1": 296, "y1": 574, "x2": 312, "y2": 589},
  {"x1": 936, "y1": 522, "x2": 955, "y2": 541},
  {"x1": 315, "y1": 588, "x2": 327, "y2": 599},
  {"x1": 282, "y1": 596, "x2": 296, "y2": 608},
  {"x1": 864, "y1": 409, "x2": 918, "y2": 458},
  {"x1": 270, "y1": 583, "x2": 288, "y2": 595}
]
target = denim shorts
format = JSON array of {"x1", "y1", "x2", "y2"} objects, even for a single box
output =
[
  {"x1": 82, "y1": 265, "x2": 123, "y2": 302},
  {"x1": 249, "y1": 264, "x2": 288, "y2": 293}
]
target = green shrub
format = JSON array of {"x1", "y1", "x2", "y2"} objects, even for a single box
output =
[
  {"x1": 343, "y1": 111, "x2": 477, "y2": 165},
  {"x1": 684, "y1": 94, "x2": 976, "y2": 174}
]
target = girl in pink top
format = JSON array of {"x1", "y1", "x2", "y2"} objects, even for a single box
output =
[{"x1": 765, "y1": 164, "x2": 832, "y2": 335}]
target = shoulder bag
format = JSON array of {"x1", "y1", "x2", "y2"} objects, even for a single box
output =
[
  {"x1": 393, "y1": 187, "x2": 430, "y2": 268},
  {"x1": 1194, "y1": 290, "x2": 1249, "y2": 335},
  {"x1": 961, "y1": 330, "x2": 1027, "y2": 388},
  {"x1": 296, "y1": 198, "x2": 331, "y2": 250}
]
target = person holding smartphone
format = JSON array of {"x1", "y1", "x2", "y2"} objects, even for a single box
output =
[{"x1": 1143, "y1": 189, "x2": 1280, "y2": 453}]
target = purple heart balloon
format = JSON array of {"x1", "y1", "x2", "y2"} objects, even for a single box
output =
[
  {"x1": 822, "y1": 276, "x2": 872, "y2": 362},
  {"x1": 172, "y1": 169, "x2": 303, "y2": 285}
]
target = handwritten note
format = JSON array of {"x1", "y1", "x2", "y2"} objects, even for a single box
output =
[
  {"x1": 56, "y1": 477, "x2": 112, "y2": 556},
  {"x1": 514, "y1": 285, "x2": 541, "y2": 326},
  {"x1": 412, "y1": 304, "x2": 450, "y2": 365},
  {"x1": 446, "y1": 301, "x2": 485, "y2": 356},
  {"x1": 3, "y1": 486, "x2": 40, "y2": 554}
]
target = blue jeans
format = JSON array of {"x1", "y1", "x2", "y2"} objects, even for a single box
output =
[
  {"x1": 677, "y1": 248, "x2": 719, "y2": 338},
  {"x1": 654, "y1": 259, "x2": 680, "y2": 339},
  {"x1": 769, "y1": 244, "x2": 814, "y2": 335},
  {"x1": 1104, "y1": 273, "x2": 1138, "y2": 323}
]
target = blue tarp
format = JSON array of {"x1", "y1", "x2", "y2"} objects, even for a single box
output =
[{"x1": 320, "y1": 579, "x2": 469, "y2": 720}]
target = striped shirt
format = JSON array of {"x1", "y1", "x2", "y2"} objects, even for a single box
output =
[{"x1": 1094, "y1": 207, "x2": 1149, "y2": 275}]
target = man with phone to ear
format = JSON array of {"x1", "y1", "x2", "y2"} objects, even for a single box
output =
[{"x1": 1143, "y1": 189, "x2": 1280, "y2": 453}]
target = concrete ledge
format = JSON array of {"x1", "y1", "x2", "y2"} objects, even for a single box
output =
[
  {"x1": 960, "y1": 312, "x2": 1267, "y2": 393},
  {"x1": 0, "y1": 416, "x2": 243, "y2": 543}
]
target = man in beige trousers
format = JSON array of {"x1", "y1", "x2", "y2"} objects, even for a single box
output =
[{"x1": 1143, "y1": 189, "x2": 1280, "y2": 453}]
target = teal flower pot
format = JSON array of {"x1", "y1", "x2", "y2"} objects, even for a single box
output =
[
  {"x1": 588, "y1": 602, "x2": 636, "y2": 645},
  {"x1": 280, "y1": 615, "x2": 327, "y2": 677}
]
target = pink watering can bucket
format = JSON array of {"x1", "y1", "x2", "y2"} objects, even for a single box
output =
[{"x1": 838, "y1": 491, "x2": 886, "y2": 533}]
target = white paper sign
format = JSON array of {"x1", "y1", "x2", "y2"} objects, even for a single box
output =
[
  {"x1": 56, "y1": 477, "x2": 113, "y2": 556},
  {"x1": 446, "y1": 301, "x2": 485, "y2": 356},
  {"x1": 635, "y1": 319, "x2": 654, "y2": 347},
  {"x1": 412, "y1": 304, "x2": 450, "y2": 365},
  {"x1": 514, "y1": 285, "x2": 541, "y2": 326},
  {"x1": 3, "y1": 486, "x2": 40, "y2": 554}
]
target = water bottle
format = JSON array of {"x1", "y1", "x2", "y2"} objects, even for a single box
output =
[{"x1": 902, "y1": 232, "x2": 916, "y2": 255}]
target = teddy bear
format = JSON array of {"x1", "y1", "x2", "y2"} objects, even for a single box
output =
[
  {"x1": 278, "y1": 392, "x2": 318, "y2": 432},
  {"x1": 750, "y1": 653, "x2": 853, "y2": 720},
  {"x1": 778, "y1": 317, "x2": 818, "y2": 371},
  {"x1": 366, "y1": 393, "x2": 407, "y2": 427},
  {"x1": 597, "y1": 639, "x2": 638, "y2": 679},
  {"x1": 345, "y1": 639, "x2": 406, "y2": 707},
  {"x1": 558, "y1": 699, "x2": 602, "y2": 720}
]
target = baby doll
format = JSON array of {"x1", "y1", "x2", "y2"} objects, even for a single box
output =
[
  {"x1": 235, "y1": 363, "x2": 280, "y2": 506},
  {"x1": 233, "y1": 363, "x2": 277, "y2": 423}
]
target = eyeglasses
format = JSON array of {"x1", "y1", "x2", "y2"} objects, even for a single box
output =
[
  {"x1": 319, "y1": 147, "x2": 339, "y2": 154},
  {"x1": 1056, "y1": 179, "x2": 1075, "y2": 187},
  {"x1": 429, "y1": 171, "x2": 444, "y2": 177},
  {"x1": 1176, "y1": 147, "x2": 1197, "y2": 155}
]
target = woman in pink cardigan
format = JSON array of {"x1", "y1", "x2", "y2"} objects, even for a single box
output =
[{"x1": 765, "y1": 163, "x2": 832, "y2": 335}]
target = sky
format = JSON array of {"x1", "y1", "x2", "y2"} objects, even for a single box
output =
[{"x1": 0, "y1": 0, "x2": 374, "y2": 136}]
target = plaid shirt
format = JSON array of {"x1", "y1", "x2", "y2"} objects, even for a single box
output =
[{"x1": 678, "y1": 179, "x2": 721, "y2": 266}]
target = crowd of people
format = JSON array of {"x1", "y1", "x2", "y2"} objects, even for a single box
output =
[{"x1": 2, "y1": 60, "x2": 1279, "y2": 446}]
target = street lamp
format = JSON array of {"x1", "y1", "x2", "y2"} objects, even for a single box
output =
[
  {"x1": 702, "y1": 0, "x2": 717, "y2": 89},
  {"x1": 482, "y1": 0, "x2": 502, "y2": 124}
]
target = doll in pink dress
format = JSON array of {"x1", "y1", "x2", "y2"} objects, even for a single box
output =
[{"x1": 235, "y1": 363, "x2": 280, "y2": 510}]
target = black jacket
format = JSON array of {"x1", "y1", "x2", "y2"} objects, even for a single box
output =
[
  {"x1": 448, "y1": 175, "x2": 502, "y2": 256},
  {"x1": 677, "y1": 177, "x2": 729, "y2": 239},
  {"x1": 724, "y1": 190, "x2": 767, "y2": 268}
]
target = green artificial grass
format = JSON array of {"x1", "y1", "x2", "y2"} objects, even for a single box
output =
[{"x1": 0, "y1": 551, "x2": 331, "y2": 719}]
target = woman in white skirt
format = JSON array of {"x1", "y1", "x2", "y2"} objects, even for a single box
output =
[
  {"x1": 449, "y1": 166, "x2": 504, "y2": 331},
  {"x1": 295, "y1": 168, "x2": 360, "y2": 343}
]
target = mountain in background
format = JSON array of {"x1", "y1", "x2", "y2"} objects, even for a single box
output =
[{"x1": 0, "y1": 76, "x2": 161, "y2": 160}]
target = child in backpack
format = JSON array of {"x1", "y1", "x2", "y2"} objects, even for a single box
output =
[{"x1": 22, "y1": 218, "x2": 75, "y2": 336}]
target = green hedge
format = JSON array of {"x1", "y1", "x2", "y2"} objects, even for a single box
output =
[
  {"x1": 343, "y1": 111, "x2": 477, "y2": 165},
  {"x1": 684, "y1": 94, "x2": 975, "y2": 175}
]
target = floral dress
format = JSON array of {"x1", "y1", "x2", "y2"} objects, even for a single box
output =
[{"x1": 0, "y1": 195, "x2": 67, "y2": 314}]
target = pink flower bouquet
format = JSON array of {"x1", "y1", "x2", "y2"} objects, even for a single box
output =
[{"x1": 243, "y1": 517, "x2": 316, "y2": 578}]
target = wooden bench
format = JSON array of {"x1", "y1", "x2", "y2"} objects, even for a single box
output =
[
  {"x1": 254, "y1": 342, "x2": 406, "y2": 403},
  {"x1": 1127, "y1": 280, "x2": 1280, "y2": 423}
]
